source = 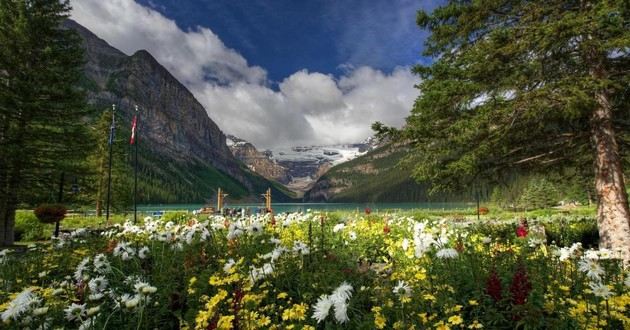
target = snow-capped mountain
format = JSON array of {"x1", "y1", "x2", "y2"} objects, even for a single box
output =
[{"x1": 226, "y1": 135, "x2": 378, "y2": 194}]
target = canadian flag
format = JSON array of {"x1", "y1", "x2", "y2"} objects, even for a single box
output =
[{"x1": 130, "y1": 114, "x2": 137, "y2": 145}]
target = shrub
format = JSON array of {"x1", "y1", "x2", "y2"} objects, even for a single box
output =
[
  {"x1": 14, "y1": 210, "x2": 49, "y2": 242},
  {"x1": 34, "y1": 204, "x2": 67, "y2": 224}
]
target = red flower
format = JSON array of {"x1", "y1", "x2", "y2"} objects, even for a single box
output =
[
  {"x1": 510, "y1": 264, "x2": 532, "y2": 305},
  {"x1": 485, "y1": 269, "x2": 502, "y2": 302},
  {"x1": 364, "y1": 207, "x2": 371, "y2": 215},
  {"x1": 383, "y1": 224, "x2": 391, "y2": 234},
  {"x1": 516, "y1": 225, "x2": 528, "y2": 238}
]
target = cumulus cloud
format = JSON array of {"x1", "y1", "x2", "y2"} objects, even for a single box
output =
[{"x1": 71, "y1": 0, "x2": 418, "y2": 148}]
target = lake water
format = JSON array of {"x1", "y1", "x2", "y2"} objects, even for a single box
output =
[{"x1": 137, "y1": 202, "x2": 475, "y2": 214}]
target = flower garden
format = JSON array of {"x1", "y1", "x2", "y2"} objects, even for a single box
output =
[{"x1": 1, "y1": 212, "x2": 629, "y2": 329}]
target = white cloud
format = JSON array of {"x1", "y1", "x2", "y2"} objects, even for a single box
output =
[{"x1": 71, "y1": 0, "x2": 418, "y2": 149}]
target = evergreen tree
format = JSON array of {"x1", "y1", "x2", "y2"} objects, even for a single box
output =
[
  {"x1": 0, "y1": 0, "x2": 89, "y2": 245},
  {"x1": 376, "y1": 1, "x2": 630, "y2": 258},
  {"x1": 518, "y1": 177, "x2": 559, "y2": 210},
  {"x1": 82, "y1": 109, "x2": 134, "y2": 216}
]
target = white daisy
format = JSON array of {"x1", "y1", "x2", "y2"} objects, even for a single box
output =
[
  {"x1": 293, "y1": 241, "x2": 310, "y2": 255},
  {"x1": 74, "y1": 257, "x2": 90, "y2": 282},
  {"x1": 138, "y1": 246, "x2": 150, "y2": 259},
  {"x1": 134, "y1": 281, "x2": 157, "y2": 295},
  {"x1": 578, "y1": 258, "x2": 604, "y2": 281},
  {"x1": 393, "y1": 280, "x2": 412, "y2": 299},
  {"x1": 88, "y1": 276, "x2": 108, "y2": 293},
  {"x1": 64, "y1": 303, "x2": 86, "y2": 321},
  {"x1": 589, "y1": 282, "x2": 613, "y2": 299},
  {"x1": 122, "y1": 294, "x2": 140, "y2": 309},
  {"x1": 248, "y1": 222, "x2": 263, "y2": 235}
]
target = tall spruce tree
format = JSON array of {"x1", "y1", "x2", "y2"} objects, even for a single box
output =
[
  {"x1": 377, "y1": 1, "x2": 630, "y2": 258},
  {"x1": 0, "y1": 0, "x2": 89, "y2": 245}
]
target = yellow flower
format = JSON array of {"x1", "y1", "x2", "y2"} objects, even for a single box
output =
[
  {"x1": 195, "y1": 290, "x2": 228, "y2": 330},
  {"x1": 217, "y1": 315, "x2": 234, "y2": 330},
  {"x1": 372, "y1": 307, "x2": 387, "y2": 329},
  {"x1": 468, "y1": 300, "x2": 478, "y2": 306},
  {"x1": 188, "y1": 277, "x2": 197, "y2": 294},
  {"x1": 435, "y1": 321, "x2": 451, "y2": 330},
  {"x1": 277, "y1": 292, "x2": 288, "y2": 299},
  {"x1": 448, "y1": 315, "x2": 463, "y2": 325},
  {"x1": 467, "y1": 320, "x2": 483, "y2": 329},
  {"x1": 423, "y1": 294, "x2": 436, "y2": 302},
  {"x1": 282, "y1": 303, "x2": 308, "y2": 321},
  {"x1": 256, "y1": 315, "x2": 271, "y2": 327}
]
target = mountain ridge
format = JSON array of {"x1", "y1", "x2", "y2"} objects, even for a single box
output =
[{"x1": 66, "y1": 19, "x2": 295, "y2": 203}]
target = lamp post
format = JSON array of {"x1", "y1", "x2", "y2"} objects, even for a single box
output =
[{"x1": 105, "y1": 104, "x2": 116, "y2": 226}]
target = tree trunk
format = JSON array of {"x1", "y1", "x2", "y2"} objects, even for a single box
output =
[
  {"x1": 1, "y1": 205, "x2": 16, "y2": 246},
  {"x1": 590, "y1": 90, "x2": 630, "y2": 262}
]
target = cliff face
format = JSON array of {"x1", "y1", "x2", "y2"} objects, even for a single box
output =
[
  {"x1": 228, "y1": 139, "x2": 291, "y2": 184},
  {"x1": 66, "y1": 19, "x2": 293, "y2": 201}
]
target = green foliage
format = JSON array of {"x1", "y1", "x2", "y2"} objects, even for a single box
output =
[
  {"x1": 384, "y1": 0, "x2": 630, "y2": 193},
  {"x1": 0, "y1": 0, "x2": 92, "y2": 245},
  {"x1": 518, "y1": 178, "x2": 559, "y2": 210},
  {"x1": 14, "y1": 210, "x2": 49, "y2": 242},
  {"x1": 491, "y1": 171, "x2": 595, "y2": 210}
]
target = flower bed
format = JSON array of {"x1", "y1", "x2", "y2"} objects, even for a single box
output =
[{"x1": 0, "y1": 213, "x2": 628, "y2": 329}]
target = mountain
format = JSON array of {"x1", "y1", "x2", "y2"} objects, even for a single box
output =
[
  {"x1": 226, "y1": 134, "x2": 380, "y2": 195},
  {"x1": 304, "y1": 143, "x2": 467, "y2": 202},
  {"x1": 66, "y1": 20, "x2": 295, "y2": 203},
  {"x1": 227, "y1": 135, "x2": 291, "y2": 184}
]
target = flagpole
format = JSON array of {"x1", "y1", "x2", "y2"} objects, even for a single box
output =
[
  {"x1": 105, "y1": 104, "x2": 116, "y2": 226},
  {"x1": 133, "y1": 105, "x2": 139, "y2": 224}
]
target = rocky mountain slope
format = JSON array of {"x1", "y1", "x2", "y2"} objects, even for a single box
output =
[
  {"x1": 227, "y1": 135, "x2": 291, "y2": 184},
  {"x1": 227, "y1": 135, "x2": 379, "y2": 195},
  {"x1": 304, "y1": 143, "x2": 466, "y2": 202},
  {"x1": 66, "y1": 20, "x2": 294, "y2": 203}
]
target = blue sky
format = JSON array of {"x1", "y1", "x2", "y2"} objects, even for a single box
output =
[
  {"x1": 71, "y1": 0, "x2": 440, "y2": 148},
  {"x1": 137, "y1": 0, "x2": 438, "y2": 83}
]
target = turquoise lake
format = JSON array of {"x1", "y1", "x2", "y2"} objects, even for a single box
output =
[{"x1": 137, "y1": 202, "x2": 475, "y2": 214}]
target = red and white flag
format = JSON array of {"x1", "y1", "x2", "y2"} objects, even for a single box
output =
[{"x1": 130, "y1": 114, "x2": 137, "y2": 145}]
